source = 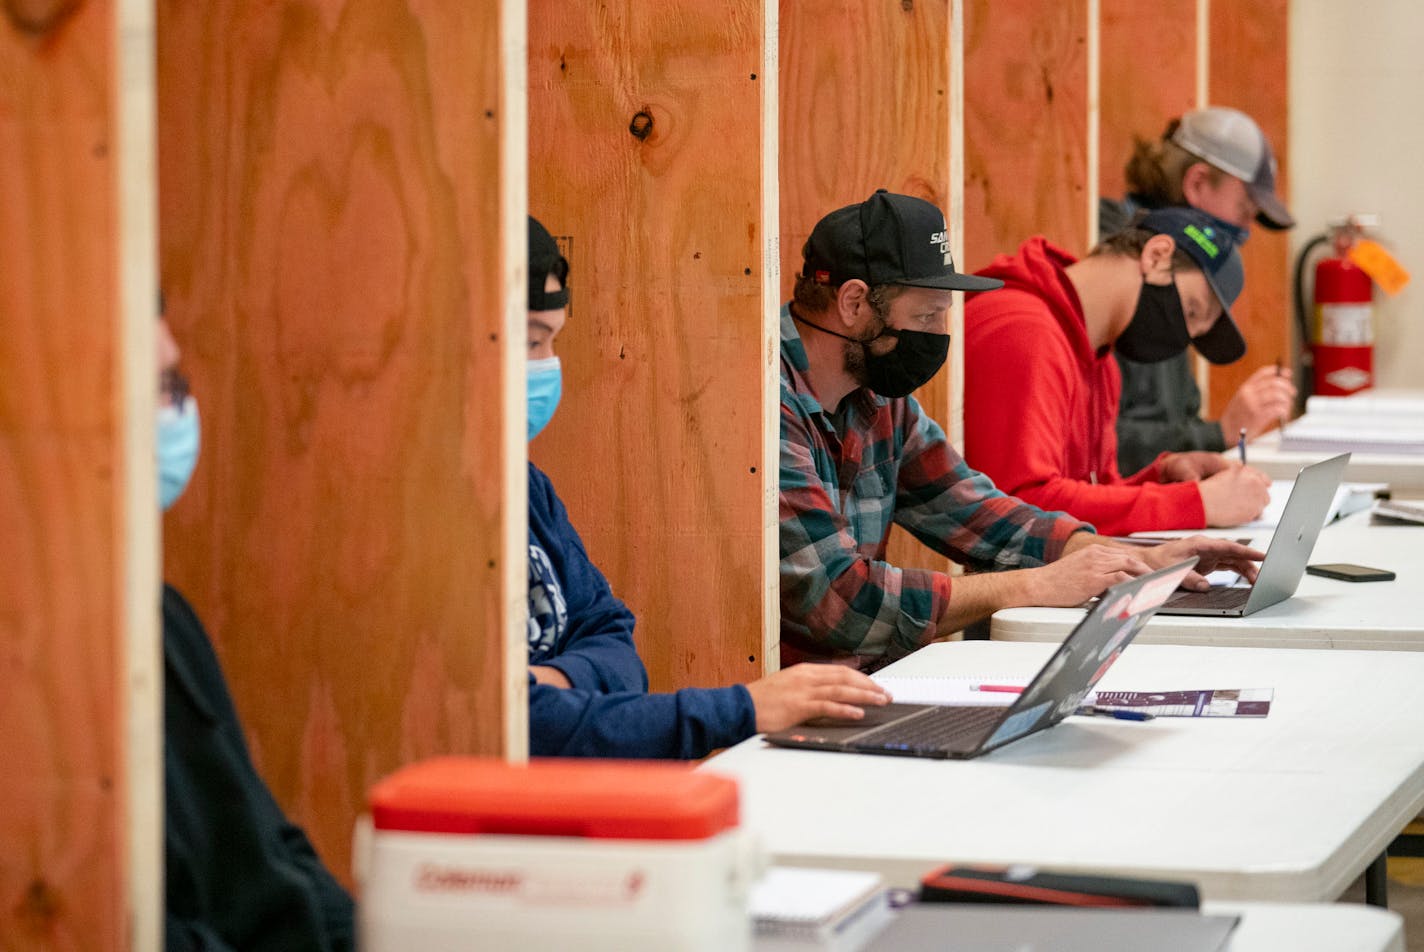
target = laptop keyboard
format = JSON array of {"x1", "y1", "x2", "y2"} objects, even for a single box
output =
[
  {"x1": 1163, "y1": 585, "x2": 1251, "y2": 610},
  {"x1": 851, "y1": 706, "x2": 1004, "y2": 754}
]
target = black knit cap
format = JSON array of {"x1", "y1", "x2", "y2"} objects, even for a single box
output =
[{"x1": 528, "y1": 215, "x2": 569, "y2": 310}]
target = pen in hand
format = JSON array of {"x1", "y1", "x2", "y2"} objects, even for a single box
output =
[{"x1": 1238, "y1": 428, "x2": 1248, "y2": 466}]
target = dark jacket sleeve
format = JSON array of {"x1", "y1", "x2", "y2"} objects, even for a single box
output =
[
  {"x1": 528, "y1": 465, "x2": 647, "y2": 693},
  {"x1": 1115, "y1": 351, "x2": 1227, "y2": 474},
  {"x1": 166, "y1": 917, "x2": 238, "y2": 952},
  {"x1": 163, "y1": 585, "x2": 355, "y2": 952},
  {"x1": 529, "y1": 676, "x2": 758, "y2": 760}
]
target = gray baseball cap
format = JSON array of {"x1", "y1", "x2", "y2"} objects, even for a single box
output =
[{"x1": 1171, "y1": 107, "x2": 1294, "y2": 231}]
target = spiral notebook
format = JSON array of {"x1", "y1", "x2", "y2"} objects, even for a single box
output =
[{"x1": 748, "y1": 867, "x2": 894, "y2": 951}]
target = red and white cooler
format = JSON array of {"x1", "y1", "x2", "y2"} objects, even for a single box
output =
[{"x1": 355, "y1": 757, "x2": 759, "y2": 951}]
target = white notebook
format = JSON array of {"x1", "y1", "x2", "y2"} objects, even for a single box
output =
[{"x1": 749, "y1": 866, "x2": 893, "y2": 951}]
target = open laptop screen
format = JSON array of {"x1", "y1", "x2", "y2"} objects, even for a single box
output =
[{"x1": 980, "y1": 559, "x2": 1196, "y2": 753}]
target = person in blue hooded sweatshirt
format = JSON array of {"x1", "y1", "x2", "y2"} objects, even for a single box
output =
[{"x1": 524, "y1": 216, "x2": 891, "y2": 758}]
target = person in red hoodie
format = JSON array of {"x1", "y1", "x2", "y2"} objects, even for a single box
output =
[{"x1": 963, "y1": 207, "x2": 1272, "y2": 537}]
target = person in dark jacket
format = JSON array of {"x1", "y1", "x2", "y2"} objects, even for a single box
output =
[
  {"x1": 524, "y1": 216, "x2": 891, "y2": 756},
  {"x1": 1102, "y1": 107, "x2": 1297, "y2": 474},
  {"x1": 157, "y1": 313, "x2": 354, "y2": 951}
]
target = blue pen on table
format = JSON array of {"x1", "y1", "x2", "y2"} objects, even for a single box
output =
[
  {"x1": 1237, "y1": 428, "x2": 1248, "y2": 465},
  {"x1": 1077, "y1": 706, "x2": 1155, "y2": 722}
]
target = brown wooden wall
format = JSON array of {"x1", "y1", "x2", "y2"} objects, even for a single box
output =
[
  {"x1": 527, "y1": 1, "x2": 774, "y2": 689},
  {"x1": 1, "y1": 1, "x2": 144, "y2": 946},
  {"x1": 779, "y1": 0, "x2": 956, "y2": 576},
  {"x1": 1098, "y1": 0, "x2": 1198, "y2": 206},
  {"x1": 963, "y1": 0, "x2": 1092, "y2": 272},
  {"x1": 1208, "y1": 0, "x2": 1291, "y2": 415},
  {"x1": 157, "y1": 0, "x2": 523, "y2": 884}
]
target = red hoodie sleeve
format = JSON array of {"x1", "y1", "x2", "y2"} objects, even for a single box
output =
[{"x1": 964, "y1": 307, "x2": 1206, "y2": 536}]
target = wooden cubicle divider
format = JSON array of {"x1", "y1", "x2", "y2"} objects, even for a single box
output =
[
  {"x1": 1097, "y1": 0, "x2": 1198, "y2": 208},
  {"x1": 779, "y1": 0, "x2": 957, "y2": 577},
  {"x1": 963, "y1": 0, "x2": 1092, "y2": 272},
  {"x1": 527, "y1": 0, "x2": 778, "y2": 686},
  {"x1": 1208, "y1": 0, "x2": 1291, "y2": 417},
  {"x1": 1, "y1": 0, "x2": 159, "y2": 946},
  {"x1": 157, "y1": 0, "x2": 527, "y2": 883}
]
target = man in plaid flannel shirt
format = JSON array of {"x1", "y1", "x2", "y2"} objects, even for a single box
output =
[{"x1": 779, "y1": 191, "x2": 1265, "y2": 670}]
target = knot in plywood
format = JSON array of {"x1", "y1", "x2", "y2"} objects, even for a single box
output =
[
  {"x1": 628, "y1": 110, "x2": 654, "y2": 141},
  {"x1": 17, "y1": 877, "x2": 63, "y2": 930},
  {"x1": 3, "y1": 0, "x2": 79, "y2": 35}
]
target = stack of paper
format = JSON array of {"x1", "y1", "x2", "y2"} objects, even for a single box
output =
[
  {"x1": 1373, "y1": 499, "x2": 1424, "y2": 525},
  {"x1": 749, "y1": 867, "x2": 894, "y2": 951},
  {"x1": 1279, "y1": 393, "x2": 1424, "y2": 455}
]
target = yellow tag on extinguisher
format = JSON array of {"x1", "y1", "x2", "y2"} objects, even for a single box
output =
[{"x1": 1347, "y1": 239, "x2": 1412, "y2": 296}]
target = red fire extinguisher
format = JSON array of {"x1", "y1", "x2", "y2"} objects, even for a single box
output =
[{"x1": 1311, "y1": 222, "x2": 1375, "y2": 396}]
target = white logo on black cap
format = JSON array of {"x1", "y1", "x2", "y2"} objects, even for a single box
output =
[{"x1": 930, "y1": 230, "x2": 952, "y2": 267}]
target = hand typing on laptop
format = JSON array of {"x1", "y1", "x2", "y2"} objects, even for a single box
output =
[
  {"x1": 1128, "y1": 535, "x2": 1266, "y2": 591},
  {"x1": 745, "y1": 664, "x2": 893, "y2": 733},
  {"x1": 1020, "y1": 534, "x2": 1265, "y2": 606}
]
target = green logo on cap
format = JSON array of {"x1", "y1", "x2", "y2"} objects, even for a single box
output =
[{"x1": 1183, "y1": 224, "x2": 1220, "y2": 259}]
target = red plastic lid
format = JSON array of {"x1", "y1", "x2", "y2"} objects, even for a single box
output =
[{"x1": 369, "y1": 757, "x2": 740, "y2": 841}]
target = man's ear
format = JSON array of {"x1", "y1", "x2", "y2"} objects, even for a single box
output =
[
  {"x1": 834, "y1": 280, "x2": 870, "y2": 329},
  {"x1": 1179, "y1": 161, "x2": 1217, "y2": 207},
  {"x1": 1140, "y1": 234, "x2": 1178, "y2": 286}
]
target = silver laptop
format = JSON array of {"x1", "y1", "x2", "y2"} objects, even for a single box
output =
[{"x1": 1157, "y1": 452, "x2": 1351, "y2": 617}]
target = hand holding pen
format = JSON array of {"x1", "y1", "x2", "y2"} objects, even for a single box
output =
[{"x1": 1218, "y1": 364, "x2": 1297, "y2": 443}]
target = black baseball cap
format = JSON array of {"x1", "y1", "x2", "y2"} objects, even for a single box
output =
[
  {"x1": 528, "y1": 215, "x2": 569, "y2": 310},
  {"x1": 1140, "y1": 207, "x2": 1247, "y2": 364},
  {"x1": 802, "y1": 189, "x2": 1003, "y2": 292}
]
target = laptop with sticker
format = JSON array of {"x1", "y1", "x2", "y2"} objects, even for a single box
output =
[{"x1": 763, "y1": 559, "x2": 1198, "y2": 760}]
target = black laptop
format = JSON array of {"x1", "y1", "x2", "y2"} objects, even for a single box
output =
[
  {"x1": 1156, "y1": 453, "x2": 1350, "y2": 616},
  {"x1": 763, "y1": 559, "x2": 1198, "y2": 760}
]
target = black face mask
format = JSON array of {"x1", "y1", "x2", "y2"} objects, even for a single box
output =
[
  {"x1": 790, "y1": 308, "x2": 949, "y2": 398},
  {"x1": 860, "y1": 328, "x2": 951, "y2": 397},
  {"x1": 1115, "y1": 280, "x2": 1191, "y2": 364}
]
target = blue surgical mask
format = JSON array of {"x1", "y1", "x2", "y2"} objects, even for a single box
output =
[
  {"x1": 157, "y1": 396, "x2": 201, "y2": 510},
  {"x1": 527, "y1": 357, "x2": 562, "y2": 441}
]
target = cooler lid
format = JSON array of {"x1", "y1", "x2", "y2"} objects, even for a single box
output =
[{"x1": 369, "y1": 757, "x2": 740, "y2": 841}]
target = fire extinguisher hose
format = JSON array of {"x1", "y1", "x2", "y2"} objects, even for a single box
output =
[{"x1": 1292, "y1": 231, "x2": 1331, "y2": 408}]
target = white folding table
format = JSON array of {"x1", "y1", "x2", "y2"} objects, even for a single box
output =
[
  {"x1": 705, "y1": 643, "x2": 1424, "y2": 904},
  {"x1": 992, "y1": 512, "x2": 1424, "y2": 651}
]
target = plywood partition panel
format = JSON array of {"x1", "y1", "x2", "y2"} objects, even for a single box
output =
[
  {"x1": 1, "y1": 0, "x2": 158, "y2": 945},
  {"x1": 528, "y1": 1, "x2": 776, "y2": 688},
  {"x1": 157, "y1": 0, "x2": 526, "y2": 883},
  {"x1": 779, "y1": 0, "x2": 956, "y2": 575},
  {"x1": 1208, "y1": 0, "x2": 1291, "y2": 416},
  {"x1": 1097, "y1": 0, "x2": 1198, "y2": 208},
  {"x1": 963, "y1": 0, "x2": 1091, "y2": 271}
]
